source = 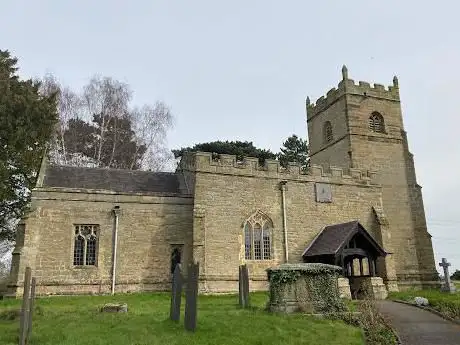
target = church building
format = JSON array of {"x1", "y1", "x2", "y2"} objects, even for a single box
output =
[{"x1": 7, "y1": 67, "x2": 439, "y2": 297}]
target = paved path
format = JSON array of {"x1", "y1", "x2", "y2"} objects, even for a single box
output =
[{"x1": 376, "y1": 300, "x2": 460, "y2": 345}]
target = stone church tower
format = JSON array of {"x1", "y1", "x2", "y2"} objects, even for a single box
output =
[{"x1": 306, "y1": 66, "x2": 438, "y2": 288}]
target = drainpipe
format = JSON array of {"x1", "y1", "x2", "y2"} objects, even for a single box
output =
[
  {"x1": 280, "y1": 181, "x2": 289, "y2": 263},
  {"x1": 111, "y1": 206, "x2": 120, "y2": 295}
]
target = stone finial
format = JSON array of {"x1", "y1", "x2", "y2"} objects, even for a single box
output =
[
  {"x1": 306, "y1": 96, "x2": 311, "y2": 106},
  {"x1": 342, "y1": 65, "x2": 348, "y2": 80},
  {"x1": 393, "y1": 75, "x2": 399, "y2": 87}
]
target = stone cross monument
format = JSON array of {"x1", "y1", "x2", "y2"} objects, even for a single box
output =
[{"x1": 439, "y1": 258, "x2": 456, "y2": 293}]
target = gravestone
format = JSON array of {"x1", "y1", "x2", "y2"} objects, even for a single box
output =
[
  {"x1": 169, "y1": 263, "x2": 183, "y2": 322},
  {"x1": 184, "y1": 262, "x2": 199, "y2": 332},
  {"x1": 238, "y1": 264, "x2": 250, "y2": 308},
  {"x1": 439, "y1": 258, "x2": 456, "y2": 293}
]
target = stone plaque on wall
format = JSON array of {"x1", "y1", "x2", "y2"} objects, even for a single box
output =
[{"x1": 315, "y1": 183, "x2": 332, "y2": 203}]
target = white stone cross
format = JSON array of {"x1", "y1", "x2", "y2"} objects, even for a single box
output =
[{"x1": 439, "y1": 258, "x2": 454, "y2": 290}]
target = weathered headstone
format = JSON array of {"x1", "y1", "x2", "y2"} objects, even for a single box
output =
[
  {"x1": 19, "y1": 267, "x2": 31, "y2": 345},
  {"x1": 184, "y1": 262, "x2": 199, "y2": 332},
  {"x1": 439, "y1": 258, "x2": 456, "y2": 293},
  {"x1": 169, "y1": 263, "x2": 183, "y2": 322},
  {"x1": 238, "y1": 264, "x2": 250, "y2": 308}
]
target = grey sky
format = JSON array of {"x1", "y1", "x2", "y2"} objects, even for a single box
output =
[{"x1": 1, "y1": 0, "x2": 459, "y2": 273}]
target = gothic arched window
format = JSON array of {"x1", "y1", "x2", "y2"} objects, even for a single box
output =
[
  {"x1": 323, "y1": 121, "x2": 333, "y2": 143},
  {"x1": 73, "y1": 225, "x2": 99, "y2": 266},
  {"x1": 369, "y1": 112, "x2": 385, "y2": 133},
  {"x1": 244, "y1": 210, "x2": 273, "y2": 260}
]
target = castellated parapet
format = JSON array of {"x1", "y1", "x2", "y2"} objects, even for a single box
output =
[
  {"x1": 306, "y1": 67, "x2": 400, "y2": 119},
  {"x1": 179, "y1": 151, "x2": 378, "y2": 186}
]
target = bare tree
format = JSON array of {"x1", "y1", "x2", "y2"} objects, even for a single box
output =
[
  {"x1": 129, "y1": 102, "x2": 174, "y2": 171},
  {"x1": 39, "y1": 74, "x2": 83, "y2": 165},
  {"x1": 39, "y1": 73, "x2": 175, "y2": 171},
  {"x1": 83, "y1": 76, "x2": 131, "y2": 166}
]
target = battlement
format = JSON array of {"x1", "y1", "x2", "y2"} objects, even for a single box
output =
[
  {"x1": 306, "y1": 66, "x2": 400, "y2": 119},
  {"x1": 179, "y1": 151, "x2": 378, "y2": 186}
]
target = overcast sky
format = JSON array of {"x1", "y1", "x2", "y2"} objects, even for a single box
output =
[{"x1": 1, "y1": 0, "x2": 459, "y2": 274}]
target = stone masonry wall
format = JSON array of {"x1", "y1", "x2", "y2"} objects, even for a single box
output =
[
  {"x1": 8, "y1": 189, "x2": 193, "y2": 297},
  {"x1": 182, "y1": 152, "x2": 388, "y2": 293},
  {"x1": 306, "y1": 73, "x2": 438, "y2": 289},
  {"x1": 307, "y1": 97, "x2": 351, "y2": 170}
]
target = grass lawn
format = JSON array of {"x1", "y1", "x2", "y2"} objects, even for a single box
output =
[
  {"x1": 0, "y1": 292, "x2": 364, "y2": 345},
  {"x1": 389, "y1": 288, "x2": 460, "y2": 320}
]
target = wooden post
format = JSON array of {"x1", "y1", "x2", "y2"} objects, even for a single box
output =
[
  {"x1": 368, "y1": 258, "x2": 375, "y2": 277},
  {"x1": 27, "y1": 277, "x2": 37, "y2": 341},
  {"x1": 19, "y1": 267, "x2": 31, "y2": 345},
  {"x1": 359, "y1": 258, "x2": 364, "y2": 276}
]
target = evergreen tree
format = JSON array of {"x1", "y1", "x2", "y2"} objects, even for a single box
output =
[
  {"x1": 172, "y1": 140, "x2": 277, "y2": 165},
  {"x1": 0, "y1": 50, "x2": 58, "y2": 241},
  {"x1": 278, "y1": 134, "x2": 309, "y2": 171},
  {"x1": 451, "y1": 270, "x2": 460, "y2": 281}
]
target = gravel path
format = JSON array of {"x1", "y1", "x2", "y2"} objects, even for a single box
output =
[{"x1": 376, "y1": 300, "x2": 460, "y2": 345}]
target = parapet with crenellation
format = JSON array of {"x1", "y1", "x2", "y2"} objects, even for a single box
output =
[
  {"x1": 179, "y1": 151, "x2": 379, "y2": 186},
  {"x1": 306, "y1": 65, "x2": 400, "y2": 120}
]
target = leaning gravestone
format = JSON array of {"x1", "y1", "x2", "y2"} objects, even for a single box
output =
[
  {"x1": 169, "y1": 264, "x2": 183, "y2": 322},
  {"x1": 439, "y1": 258, "x2": 456, "y2": 293},
  {"x1": 238, "y1": 264, "x2": 250, "y2": 308},
  {"x1": 184, "y1": 262, "x2": 199, "y2": 332}
]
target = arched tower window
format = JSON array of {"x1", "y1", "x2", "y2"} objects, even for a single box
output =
[
  {"x1": 323, "y1": 121, "x2": 333, "y2": 143},
  {"x1": 369, "y1": 112, "x2": 385, "y2": 133},
  {"x1": 243, "y1": 210, "x2": 273, "y2": 260}
]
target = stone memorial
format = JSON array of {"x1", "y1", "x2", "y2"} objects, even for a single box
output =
[
  {"x1": 439, "y1": 258, "x2": 456, "y2": 293},
  {"x1": 266, "y1": 263, "x2": 345, "y2": 314},
  {"x1": 238, "y1": 264, "x2": 250, "y2": 308},
  {"x1": 184, "y1": 262, "x2": 199, "y2": 331},
  {"x1": 100, "y1": 303, "x2": 128, "y2": 313},
  {"x1": 169, "y1": 264, "x2": 183, "y2": 322}
]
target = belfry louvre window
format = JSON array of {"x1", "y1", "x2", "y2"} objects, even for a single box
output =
[
  {"x1": 244, "y1": 210, "x2": 273, "y2": 260},
  {"x1": 323, "y1": 121, "x2": 333, "y2": 143},
  {"x1": 369, "y1": 112, "x2": 385, "y2": 133},
  {"x1": 73, "y1": 225, "x2": 99, "y2": 266}
]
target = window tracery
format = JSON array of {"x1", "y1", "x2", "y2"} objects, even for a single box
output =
[
  {"x1": 73, "y1": 224, "x2": 98, "y2": 266},
  {"x1": 369, "y1": 112, "x2": 385, "y2": 133},
  {"x1": 244, "y1": 210, "x2": 273, "y2": 260}
]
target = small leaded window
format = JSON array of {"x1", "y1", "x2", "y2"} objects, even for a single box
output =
[
  {"x1": 323, "y1": 121, "x2": 333, "y2": 143},
  {"x1": 73, "y1": 225, "x2": 99, "y2": 266},
  {"x1": 244, "y1": 210, "x2": 273, "y2": 261},
  {"x1": 369, "y1": 112, "x2": 385, "y2": 133}
]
